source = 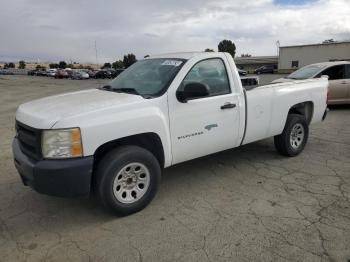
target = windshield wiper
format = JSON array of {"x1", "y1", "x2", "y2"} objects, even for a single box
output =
[
  {"x1": 113, "y1": 87, "x2": 140, "y2": 96},
  {"x1": 97, "y1": 85, "x2": 153, "y2": 98},
  {"x1": 97, "y1": 85, "x2": 138, "y2": 94}
]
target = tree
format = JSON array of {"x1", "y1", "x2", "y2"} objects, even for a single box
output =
[
  {"x1": 218, "y1": 40, "x2": 236, "y2": 58},
  {"x1": 123, "y1": 53, "x2": 137, "y2": 68},
  {"x1": 204, "y1": 48, "x2": 214, "y2": 52},
  {"x1": 101, "y1": 62, "x2": 111, "y2": 69},
  {"x1": 112, "y1": 60, "x2": 124, "y2": 69},
  {"x1": 58, "y1": 61, "x2": 67, "y2": 69},
  {"x1": 323, "y1": 39, "x2": 335, "y2": 44},
  {"x1": 4, "y1": 63, "x2": 9, "y2": 69},
  {"x1": 49, "y1": 63, "x2": 59, "y2": 69},
  {"x1": 8, "y1": 62, "x2": 15, "y2": 68},
  {"x1": 36, "y1": 65, "x2": 46, "y2": 71},
  {"x1": 18, "y1": 60, "x2": 26, "y2": 69},
  {"x1": 240, "y1": 54, "x2": 252, "y2": 57}
]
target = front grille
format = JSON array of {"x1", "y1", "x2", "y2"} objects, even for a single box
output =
[{"x1": 16, "y1": 121, "x2": 42, "y2": 160}]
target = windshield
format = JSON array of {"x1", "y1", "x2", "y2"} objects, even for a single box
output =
[
  {"x1": 108, "y1": 58, "x2": 185, "y2": 97},
  {"x1": 286, "y1": 64, "x2": 325, "y2": 80}
]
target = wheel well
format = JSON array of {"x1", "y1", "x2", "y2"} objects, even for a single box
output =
[
  {"x1": 93, "y1": 133, "x2": 165, "y2": 168},
  {"x1": 288, "y1": 101, "x2": 314, "y2": 124}
]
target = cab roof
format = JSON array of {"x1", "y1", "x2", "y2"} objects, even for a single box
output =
[{"x1": 147, "y1": 52, "x2": 224, "y2": 60}]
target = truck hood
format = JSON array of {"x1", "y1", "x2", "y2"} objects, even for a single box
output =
[{"x1": 16, "y1": 89, "x2": 143, "y2": 129}]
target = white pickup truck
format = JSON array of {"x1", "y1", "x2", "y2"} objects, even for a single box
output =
[{"x1": 13, "y1": 52, "x2": 328, "y2": 215}]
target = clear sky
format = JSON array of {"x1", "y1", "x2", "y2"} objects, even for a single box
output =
[{"x1": 0, "y1": 0, "x2": 349, "y2": 63}]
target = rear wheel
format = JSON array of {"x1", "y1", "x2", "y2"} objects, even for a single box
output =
[
  {"x1": 274, "y1": 114, "x2": 308, "y2": 157},
  {"x1": 94, "y1": 146, "x2": 161, "y2": 216}
]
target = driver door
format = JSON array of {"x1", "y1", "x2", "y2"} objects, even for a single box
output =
[{"x1": 168, "y1": 58, "x2": 240, "y2": 164}]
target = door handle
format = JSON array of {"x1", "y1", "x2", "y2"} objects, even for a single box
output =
[{"x1": 221, "y1": 103, "x2": 236, "y2": 110}]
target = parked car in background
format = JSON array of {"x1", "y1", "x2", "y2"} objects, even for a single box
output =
[
  {"x1": 238, "y1": 69, "x2": 248, "y2": 76},
  {"x1": 87, "y1": 70, "x2": 96, "y2": 78},
  {"x1": 66, "y1": 70, "x2": 74, "y2": 78},
  {"x1": 27, "y1": 70, "x2": 36, "y2": 76},
  {"x1": 254, "y1": 65, "x2": 276, "y2": 74},
  {"x1": 94, "y1": 70, "x2": 111, "y2": 79},
  {"x1": 54, "y1": 69, "x2": 69, "y2": 79},
  {"x1": 110, "y1": 69, "x2": 125, "y2": 78},
  {"x1": 81, "y1": 71, "x2": 89, "y2": 79},
  {"x1": 272, "y1": 61, "x2": 350, "y2": 105},
  {"x1": 71, "y1": 71, "x2": 89, "y2": 80},
  {"x1": 35, "y1": 70, "x2": 47, "y2": 76},
  {"x1": 47, "y1": 69, "x2": 57, "y2": 77},
  {"x1": 0, "y1": 69, "x2": 14, "y2": 75},
  {"x1": 71, "y1": 71, "x2": 82, "y2": 80}
]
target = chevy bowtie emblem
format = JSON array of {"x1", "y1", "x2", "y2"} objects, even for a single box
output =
[{"x1": 205, "y1": 124, "x2": 218, "y2": 131}]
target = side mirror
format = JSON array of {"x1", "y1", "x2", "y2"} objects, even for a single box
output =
[{"x1": 176, "y1": 82, "x2": 210, "y2": 103}]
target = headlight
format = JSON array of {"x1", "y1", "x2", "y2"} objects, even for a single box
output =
[{"x1": 42, "y1": 128, "x2": 83, "y2": 159}]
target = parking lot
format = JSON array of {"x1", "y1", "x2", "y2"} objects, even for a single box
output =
[{"x1": 0, "y1": 75, "x2": 349, "y2": 262}]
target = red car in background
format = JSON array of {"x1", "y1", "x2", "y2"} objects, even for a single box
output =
[{"x1": 54, "y1": 69, "x2": 69, "y2": 79}]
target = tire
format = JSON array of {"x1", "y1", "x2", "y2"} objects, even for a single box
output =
[
  {"x1": 274, "y1": 114, "x2": 309, "y2": 157},
  {"x1": 94, "y1": 146, "x2": 161, "y2": 216}
]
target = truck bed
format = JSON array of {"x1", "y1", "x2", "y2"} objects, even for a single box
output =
[{"x1": 242, "y1": 78, "x2": 328, "y2": 145}]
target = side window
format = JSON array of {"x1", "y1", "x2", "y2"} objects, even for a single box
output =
[
  {"x1": 182, "y1": 58, "x2": 230, "y2": 96},
  {"x1": 321, "y1": 65, "x2": 345, "y2": 80},
  {"x1": 346, "y1": 65, "x2": 350, "y2": 79}
]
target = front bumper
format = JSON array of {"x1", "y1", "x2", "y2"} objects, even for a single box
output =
[{"x1": 13, "y1": 138, "x2": 93, "y2": 197}]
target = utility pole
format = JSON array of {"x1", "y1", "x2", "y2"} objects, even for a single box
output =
[{"x1": 94, "y1": 40, "x2": 99, "y2": 70}]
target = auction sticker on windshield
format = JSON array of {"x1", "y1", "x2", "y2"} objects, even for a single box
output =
[{"x1": 161, "y1": 60, "x2": 183, "y2": 67}]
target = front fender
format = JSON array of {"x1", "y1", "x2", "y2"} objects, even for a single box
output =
[{"x1": 52, "y1": 98, "x2": 172, "y2": 167}]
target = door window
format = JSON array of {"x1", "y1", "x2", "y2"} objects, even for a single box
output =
[
  {"x1": 182, "y1": 58, "x2": 230, "y2": 97},
  {"x1": 321, "y1": 65, "x2": 345, "y2": 80},
  {"x1": 345, "y1": 65, "x2": 350, "y2": 79}
]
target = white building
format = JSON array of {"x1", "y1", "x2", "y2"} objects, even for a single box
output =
[
  {"x1": 234, "y1": 56, "x2": 278, "y2": 73},
  {"x1": 278, "y1": 41, "x2": 350, "y2": 72}
]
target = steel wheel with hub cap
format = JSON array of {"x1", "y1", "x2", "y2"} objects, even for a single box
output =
[
  {"x1": 289, "y1": 123, "x2": 305, "y2": 150},
  {"x1": 274, "y1": 114, "x2": 309, "y2": 157},
  {"x1": 94, "y1": 146, "x2": 161, "y2": 216},
  {"x1": 113, "y1": 163, "x2": 150, "y2": 204}
]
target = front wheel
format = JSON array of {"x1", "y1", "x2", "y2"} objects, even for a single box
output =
[
  {"x1": 274, "y1": 114, "x2": 309, "y2": 157},
  {"x1": 94, "y1": 146, "x2": 161, "y2": 216}
]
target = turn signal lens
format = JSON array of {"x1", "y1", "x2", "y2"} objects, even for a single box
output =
[{"x1": 71, "y1": 143, "x2": 83, "y2": 157}]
